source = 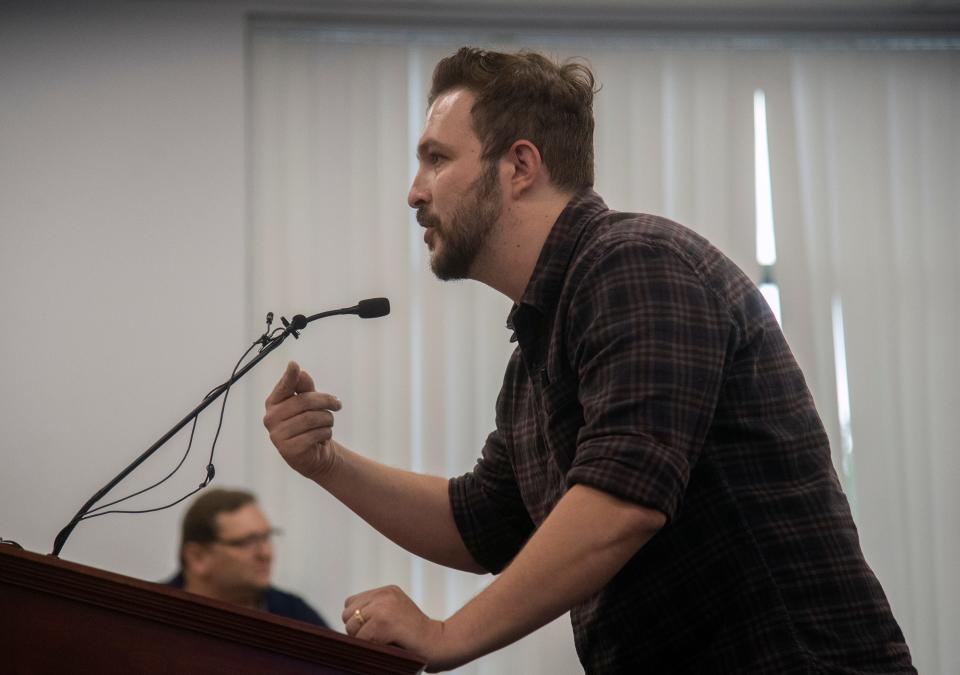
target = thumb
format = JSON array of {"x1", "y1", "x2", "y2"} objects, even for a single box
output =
[
  {"x1": 296, "y1": 367, "x2": 316, "y2": 394},
  {"x1": 266, "y1": 361, "x2": 301, "y2": 405}
]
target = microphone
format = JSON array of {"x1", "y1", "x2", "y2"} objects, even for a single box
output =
[
  {"x1": 292, "y1": 297, "x2": 390, "y2": 329},
  {"x1": 357, "y1": 297, "x2": 390, "y2": 319}
]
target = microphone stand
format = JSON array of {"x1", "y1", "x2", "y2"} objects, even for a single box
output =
[{"x1": 51, "y1": 305, "x2": 369, "y2": 557}]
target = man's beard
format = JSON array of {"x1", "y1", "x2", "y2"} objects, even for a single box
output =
[{"x1": 417, "y1": 163, "x2": 501, "y2": 281}]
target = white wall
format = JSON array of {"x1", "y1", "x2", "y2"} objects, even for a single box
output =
[{"x1": 0, "y1": 1, "x2": 248, "y2": 578}]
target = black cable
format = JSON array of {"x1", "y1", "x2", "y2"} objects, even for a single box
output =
[
  {"x1": 80, "y1": 483, "x2": 207, "y2": 520},
  {"x1": 79, "y1": 335, "x2": 267, "y2": 521},
  {"x1": 204, "y1": 339, "x2": 260, "y2": 475},
  {"x1": 84, "y1": 415, "x2": 201, "y2": 515},
  {"x1": 84, "y1": 370, "x2": 240, "y2": 516}
]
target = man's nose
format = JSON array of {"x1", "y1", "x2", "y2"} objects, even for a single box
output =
[
  {"x1": 255, "y1": 541, "x2": 272, "y2": 560},
  {"x1": 408, "y1": 171, "x2": 429, "y2": 209}
]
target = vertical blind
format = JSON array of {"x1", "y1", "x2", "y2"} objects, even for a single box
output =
[{"x1": 246, "y1": 27, "x2": 960, "y2": 674}]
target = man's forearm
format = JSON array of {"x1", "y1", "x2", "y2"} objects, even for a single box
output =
[
  {"x1": 437, "y1": 484, "x2": 665, "y2": 668},
  {"x1": 261, "y1": 362, "x2": 485, "y2": 574},
  {"x1": 313, "y1": 440, "x2": 486, "y2": 574}
]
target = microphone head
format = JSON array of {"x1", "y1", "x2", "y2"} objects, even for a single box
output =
[
  {"x1": 356, "y1": 297, "x2": 390, "y2": 319},
  {"x1": 291, "y1": 314, "x2": 308, "y2": 330}
]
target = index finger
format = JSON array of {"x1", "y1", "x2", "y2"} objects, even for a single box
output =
[{"x1": 266, "y1": 361, "x2": 301, "y2": 406}]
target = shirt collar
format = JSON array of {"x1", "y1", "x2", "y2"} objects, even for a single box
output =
[{"x1": 506, "y1": 188, "x2": 609, "y2": 341}]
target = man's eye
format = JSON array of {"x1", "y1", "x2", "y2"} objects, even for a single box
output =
[{"x1": 428, "y1": 153, "x2": 443, "y2": 165}]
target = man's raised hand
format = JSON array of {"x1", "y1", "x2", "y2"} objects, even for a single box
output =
[{"x1": 262, "y1": 361, "x2": 343, "y2": 481}]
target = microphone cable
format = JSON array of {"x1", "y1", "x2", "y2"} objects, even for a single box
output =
[{"x1": 79, "y1": 320, "x2": 280, "y2": 521}]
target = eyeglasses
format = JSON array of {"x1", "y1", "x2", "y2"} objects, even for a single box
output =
[{"x1": 213, "y1": 527, "x2": 282, "y2": 550}]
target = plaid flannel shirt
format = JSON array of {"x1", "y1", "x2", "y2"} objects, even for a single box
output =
[{"x1": 449, "y1": 190, "x2": 914, "y2": 674}]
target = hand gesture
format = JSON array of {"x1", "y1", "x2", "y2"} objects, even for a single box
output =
[{"x1": 262, "y1": 361, "x2": 342, "y2": 480}]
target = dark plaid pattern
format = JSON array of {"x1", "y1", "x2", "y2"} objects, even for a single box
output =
[{"x1": 449, "y1": 190, "x2": 914, "y2": 674}]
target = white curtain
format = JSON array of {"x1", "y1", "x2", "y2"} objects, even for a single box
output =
[
  {"x1": 246, "y1": 28, "x2": 959, "y2": 674},
  {"x1": 773, "y1": 50, "x2": 960, "y2": 675}
]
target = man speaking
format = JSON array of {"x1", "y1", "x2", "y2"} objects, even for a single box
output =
[{"x1": 262, "y1": 48, "x2": 913, "y2": 673}]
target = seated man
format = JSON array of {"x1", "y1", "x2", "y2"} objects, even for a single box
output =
[{"x1": 166, "y1": 488, "x2": 327, "y2": 628}]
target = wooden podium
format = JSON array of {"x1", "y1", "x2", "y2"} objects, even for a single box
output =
[{"x1": 0, "y1": 545, "x2": 426, "y2": 675}]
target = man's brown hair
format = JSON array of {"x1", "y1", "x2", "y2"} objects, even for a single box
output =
[
  {"x1": 429, "y1": 47, "x2": 596, "y2": 192},
  {"x1": 179, "y1": 488, "x2": 256, "y2": 568}
]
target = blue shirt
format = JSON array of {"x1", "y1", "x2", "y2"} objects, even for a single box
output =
[{"x1": 165, "y1": 572, "x2": 328, "y2": 629}]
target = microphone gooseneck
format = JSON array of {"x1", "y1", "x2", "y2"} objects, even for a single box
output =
[
  {"x1": 300, "y1": 297, "x2": 391, "y2": 325},
  {"x1": 51, "y1": 296, "x2": 390, "y2": 557}
]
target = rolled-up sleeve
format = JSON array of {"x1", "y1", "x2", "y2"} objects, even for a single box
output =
[{"x1": 564, "y1": 238, "x2": 734, "y2": 521}]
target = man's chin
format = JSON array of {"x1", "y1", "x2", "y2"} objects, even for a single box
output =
[
  {"x1": 430, "y1": 258, "x2": 467, "y2": 281},
  {"x1": 249, "y1": 575, "x2": 271, "y2": 591}
]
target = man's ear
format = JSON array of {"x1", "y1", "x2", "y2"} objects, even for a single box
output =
[
  {"x1": 182, "y1": 542, "x2": 212, "y2": 576},
  {"x1": 504, "y1": 139, "x2": 545, "y2": 197}
]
